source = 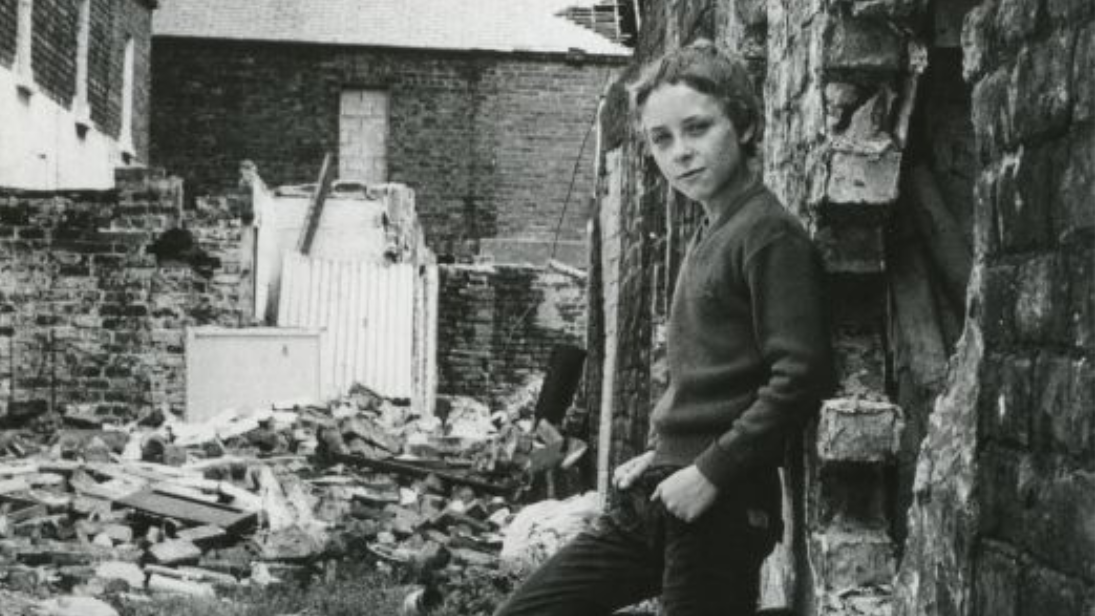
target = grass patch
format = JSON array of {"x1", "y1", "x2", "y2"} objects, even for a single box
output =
[
  {"x1": 117, "y1": 561, "x2": 405, "y2": 616},
  {"x1": 114, "y1": 559, "x2": 517, "y2": 616}
]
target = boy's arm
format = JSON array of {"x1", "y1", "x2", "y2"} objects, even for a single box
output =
[{"x1": 694, "y1": 231, "x2": 835, "y2": 489}]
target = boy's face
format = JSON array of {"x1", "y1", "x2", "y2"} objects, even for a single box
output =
[{"x1": 640, "y1": 83, "x2": 751, "y2": 205}]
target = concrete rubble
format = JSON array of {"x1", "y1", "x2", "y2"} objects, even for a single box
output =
[{"x1": 0, "y1": 382, "x2": 591, "y2": 614}]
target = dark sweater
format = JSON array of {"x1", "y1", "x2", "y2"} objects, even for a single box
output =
[{"x1": 650, "y1": 179, "x2": 835, "y2": 490}]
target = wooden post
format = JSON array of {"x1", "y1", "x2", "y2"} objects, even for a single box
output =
[
  {"x1": 297, "y1": 153, "x2": 337, "y2": 256},
  {"x1": 907, "y1": 165, "x2": 972, "y2": 310}
]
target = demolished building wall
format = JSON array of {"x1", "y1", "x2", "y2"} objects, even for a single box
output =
[
  {"x1": 437, "y1": 264, "x2": 587, "y2": 408},
  {"x1": 897, "y1": 2, "x2": 1095, "y2": 615},
  {"x1": 150, "y1": 38, "x2": 622, "y2": 262},
  {"x1": 588, "y1": 0, "x2": 1092, "y2": 614},
  {"x1": 0, "y1": 168, "x2": 252, "y2": 424}
]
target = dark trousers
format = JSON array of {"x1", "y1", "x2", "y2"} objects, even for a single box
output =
[{"x1": 494, "y1": 468, "x2": 779, "y2": 616}]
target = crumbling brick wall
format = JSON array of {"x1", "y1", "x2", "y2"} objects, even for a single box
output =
[
  {"x1": 0, "y1": 168, "x2": 250, "y2": 425},
  {"x1": 436, "y1": 264, "x2": 586, "y2": 408},
  {"x1": 896, "y1": 2, "x2": 1095, "y2": 614},
  {"x1": 151, "y1": 39, "x2": 623, "y2": 259}
]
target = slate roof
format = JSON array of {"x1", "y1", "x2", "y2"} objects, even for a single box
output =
[{"x1": 153, "y1": 0, "x2": 632, "y2": 56}]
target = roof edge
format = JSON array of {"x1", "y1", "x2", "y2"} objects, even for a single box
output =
[{"x1": 151, "y1": 34, "x2": 633, "y2": 62}]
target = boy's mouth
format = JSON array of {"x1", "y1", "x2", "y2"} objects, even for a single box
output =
[{"x1": 678, "y1": 168, "x2": 704, "y2": 181}]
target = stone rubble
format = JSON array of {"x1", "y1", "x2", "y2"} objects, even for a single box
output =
[{"x1": 0, "y1": 382, "x2": 593, "y2": 615}]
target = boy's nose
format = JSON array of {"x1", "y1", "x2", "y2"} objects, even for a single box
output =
[{"x1": 672, "y1": 142, "x2": 695, "y2": 164}]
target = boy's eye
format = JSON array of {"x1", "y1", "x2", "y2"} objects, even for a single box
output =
[
  {"x1": 650, "y1": 133, "x2": 671, "y2": 147},
  {"x1": 684, "y1": 121, "x2": 711, "y2": 135}
]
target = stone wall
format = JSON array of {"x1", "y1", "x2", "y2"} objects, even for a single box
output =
[
  {"x1": 0, "y1": 168, "x2": 251, "y2": 425},
  {"x1": 436, "y1": 264, "x2": 586, "y2": 408},
  {"x1": 896, "y1": 1, "x2": 1095, "y2": 615},
  {"x1": 151, "y1": 38, "x2": 624, "y2": 260}
]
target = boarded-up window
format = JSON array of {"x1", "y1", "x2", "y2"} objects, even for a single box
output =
[{"x1": 339, "y1": 89, "x2": 389, "y2": 183}]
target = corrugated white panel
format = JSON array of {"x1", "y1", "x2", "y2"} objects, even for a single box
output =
[{"x1": 278, "y1": 254, "x2": 417, "y2": 399}]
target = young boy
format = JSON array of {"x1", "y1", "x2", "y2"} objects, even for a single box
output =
[{"x1": 494, "y1": 41, "x2": 834, "y2": 616}]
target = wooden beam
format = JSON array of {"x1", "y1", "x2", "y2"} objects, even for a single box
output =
[
  {"x1": 907, "y1": 165, "x2": 972, "y2": 310},
  {"x1": 297, "y1": 153, "x2": 337, "y2": 256},
  {"x1": 117, "y1": 488, "x2": 256, "y2": 533},
  {"x1": 333, "y1": 452, "x2": 514, "y2": 496}
]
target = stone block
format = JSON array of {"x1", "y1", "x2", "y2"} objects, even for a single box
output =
[
  {"x1": 823, "y1": 14, "x2": 905, "y2": 72},
  {"x1": 1047, "y1": 0, "x2": 1095, "y2": 24},
  {"x1": 811, "y1": 529, "x2": 896, "y2": 590},
  {"x1": 1069, "y1": 249, "x2": 1095, "y2": 351},
  {"x1": 1054, "y1": 127, "x2": 1095, "y2": 245},
  {"x1": 979, "y1": 353, "x2": 1033, "y2": 448},
  {"x1": 974, "y1": 541, "x2": 1019, "y2": 616},
  {"x1": 1014, "y1": 255, "x2": 1070, "y2": 345},
  {"x1": 994, "y1": 0, "x2": 1042, "y2": 50},
  {"x1": 982, "y1": 264, "x2": 1018, "y2": 345},
  {"x1": 851, "y1": 0, "x2": 926, "y2": 20},
  {"x1": 977, "y1": 447, "x2": 1028, "y2": 544},
  {"x1": 971, "y1": 66, "x2": 1014, "y2": 162},
  {"x1": 827, "y1": 150, "x2": 903, "y2": 205},
  {"x1": 1020, "y1": 468, "x2": 1095, "y2": 579},
  {"x1": 994, "y1": 146, "x2": 1054, "y2": 252},
  {"x1": 1011, "y1": 31, "x2": 1075, "y2": 143},
  {"x1": 814, "y1": 222, "x2": 885, "y2": 274},
  {"x1": 1032, "y1": 355, "x2": 1094, "y2": 462},
  {"x1": 1019, "y1": 564, "x2": 1088, "y2": 616},
  {"x1": 816, "y1": 398, "x2": 903, "y2": 463},
  {"x1": 1073, "y1": 23, "x2": 1095, "y2": 124}
]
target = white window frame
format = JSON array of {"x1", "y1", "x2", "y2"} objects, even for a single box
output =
[
  {"x1": 119, "y1": 36, "x2": 136, "y2": 158},
  {"x1": 73, "y1": 0, "x2": 92, "y2": 126},
  {"x1": 14, "y1": 0, "x2": 35, "y2": 94}
]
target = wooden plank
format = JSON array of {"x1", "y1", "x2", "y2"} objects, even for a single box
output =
[
  {"x1": 0, "y1": 494, "x2": 48, "y2": 523},
  {"x1": 0, "y1": 476, "x2": 29, "y2": 495},
  {"x1": 297, "y1": 153, "x2": 337, "y2": 256},
  {"x1": 149, "y1": 539, "x2": 202, "y2": 565},
  {"x1": 177, "y1": 525, "x2": 227, "y2": 546},
  {"x1": 117, "y1": 489, "x2": 256, "y2": 533},
  {"x1": 907, "y1": 165, "x2": 972, "y2": 309}
]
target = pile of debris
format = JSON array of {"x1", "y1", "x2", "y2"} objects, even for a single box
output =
[{"x1": 0, "y1": 383, "x2": 593, "y2": 614}]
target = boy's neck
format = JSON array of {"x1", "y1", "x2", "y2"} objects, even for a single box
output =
[{"x1": 700, "y1": 165, "x2": 758, "y2": 225}]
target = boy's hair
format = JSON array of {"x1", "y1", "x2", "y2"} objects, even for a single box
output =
[{"x1": 628, "y1": 39, "x2": 763, "y2": 157}]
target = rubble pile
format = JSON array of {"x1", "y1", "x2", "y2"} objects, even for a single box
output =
[{"x1": 0, "y1": 383, "x2": 592, "y2": 615}]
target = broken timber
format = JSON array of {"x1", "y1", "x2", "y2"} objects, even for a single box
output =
[
  {"x1": 297, "y1": 153, "x2": 337, "y2": 255},
  {"x1": 332, "y1": 452, "x2": 514, "y2": 496},
  {"x1": 118, "y1": 487, "x2": 256, "y2": 533}
]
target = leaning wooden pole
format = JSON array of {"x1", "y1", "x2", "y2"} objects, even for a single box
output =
[
  {"x1": 906, "y1": 165, "x2": 972, "y2": 310},
  {"x1": 297, "y1": 153, "x2": 337, "y2": 256}
]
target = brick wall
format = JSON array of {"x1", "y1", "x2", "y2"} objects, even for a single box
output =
[
  {"x1": 436, "y1": 264, "x2": 586, "y2": 407},
  {"x1": 0, "y1": 168, "x2": 250, "y2": 425},
  {"x1": 150, "y1": 39, "x2": 623, "y2": 258},
  {"x1": 897, "y1": 2, "x2": 1095, "y2": 614}
]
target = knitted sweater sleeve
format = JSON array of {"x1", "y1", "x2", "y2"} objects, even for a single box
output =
[{"x1": 694, "y1": 230, "x2": 835, "y2": 488}]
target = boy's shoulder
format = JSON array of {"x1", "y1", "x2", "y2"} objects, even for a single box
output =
[{"x1": 722, "y1": 186, "x2": 810, "y2": 248}]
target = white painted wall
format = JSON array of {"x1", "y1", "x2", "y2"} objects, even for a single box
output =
[{"x1": 0, "y1": 65, "x2": 132, "y2": 190}]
